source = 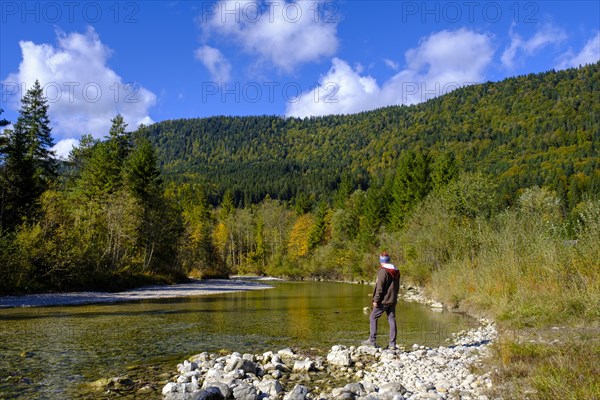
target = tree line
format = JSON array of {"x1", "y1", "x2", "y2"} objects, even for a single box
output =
[
  {"x1": 1, "y1": 63, "x2": 598, "y2": 296},
  {"x1": 1, "y1": 82, "x2": 189, "y2": 292}
]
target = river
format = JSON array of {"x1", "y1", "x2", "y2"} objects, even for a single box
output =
[{"x1": 0, "y1": 281, "x2": 472, "y2": 399}]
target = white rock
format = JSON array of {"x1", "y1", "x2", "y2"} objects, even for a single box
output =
[
  {"x1": 271, "y1": 369, "x2": 283, "y2": 379},
  {"x1": 415, "y1": 379, "x2": 427, "y2": 392},
  {"x1": 327, "y1": 348, "x2": 352, "y2": 367},
  {"x1": 262, "y1": 351, "x2": 274, "y2": 363},
  {"x1": 162, "y1": 382, "x2": 177, "y2": 395},
  {"x1": 256, "y1": 379, "x2": 284, "y2": 396},
  {"x1": 278, "y1": 348, "x2": 295, "y2": 362},
  {"x1": 293, "y1": 360, "x2": 315, "y2": 372}
]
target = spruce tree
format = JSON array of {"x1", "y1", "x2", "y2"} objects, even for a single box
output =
[
  {"x1": 308, "y1": 202, "x2": 329, "y2": 250},
  {"x1": 431, "y1": 151, "x2": 458, "y2": 191},
  {"x1": 219, "y1": 190, "x2": 235, "y2": 220},
  {"x1": 107, "y1": 114, "x2": 131, "y2": 163},
  {"x1": 102, "y1": 114, "x2": 131, "y2": 192},
  {"x1": 0, "y1": 109, "x2": 12, "y2": 228},
  {"x1": 389, "y1": 149, "x2": 432, "y2": 229},
  {"x1": 68, "y1": 134, "x2": 99, "y2": 172},
  {"x1": 333, "y1": 174, "x2": 353, "y2": 209},
  {"x1": 0, "y1": 81, "x2": 56, "y2": 230},
  {"x1": 358, "y1": 183, "x2": 390, "y2": 246},
  {"x1": 294, "y1": 192, "x2": 311, "y2": 215},
  {"x1": 123, "y1": 136, "x2": 172, "y2": 272},
  {"x1": 123, "y1": 137, "x2": 162, "y2": 204}
]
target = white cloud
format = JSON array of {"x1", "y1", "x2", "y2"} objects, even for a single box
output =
[
  {"x1": 556, "y1": 32, "x2": 600, "y2": 69},
  {"x1": 384, "y1": 59, "x2": 399, "y2": 71},
  {"x1": 502, "y1": 24, "x2": 567, "y2": 69},
  {"x1": 287, "y1": 28, "x2": 493, "y2": 117},
  {"x1": 199, "y1": 0, "x2": 338, "y2": 72},
  {"x1": 195, "y1": 45, "x2": 232, "y2": 82},
  {"x1": 3, "y1": 27, "x2": 156, "y2": 141},
  {"x1": 52, "y1": 138, "x2": 79, "y2": 160}
]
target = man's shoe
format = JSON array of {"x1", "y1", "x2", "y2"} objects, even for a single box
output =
[
  {"x1": 361, "y1": 339, "x2": 379, "y2": 348},
  {"x1": 388, "y1": 343, "x2": 397, "y2": 350}
]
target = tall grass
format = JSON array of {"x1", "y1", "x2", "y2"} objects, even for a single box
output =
[
  {"x1": 489, "y1": 334, "x2": 600, "y2": 399},
  {"x1": 400, "y1": 186, "x2": 600, "y2": 327},
  {"x1": 392, "y1": 186, "x2": 600, "y2": 397}
]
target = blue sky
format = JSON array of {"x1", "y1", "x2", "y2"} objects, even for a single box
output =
[{"x1": 1, "y1": 1, "x2": 599, "y2": 157}]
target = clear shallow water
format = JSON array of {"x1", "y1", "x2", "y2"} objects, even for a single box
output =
[{"x1": 0, "y1": 281, "x2": 473, "y2": 399}]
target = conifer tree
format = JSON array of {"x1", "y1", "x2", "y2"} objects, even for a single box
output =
[
  {"x1": 0, "y1": 81, "x2": 56, "y2": 230},
  {"x1": 68, "y1": 134, "x2": 99, "y2": 173},
  {"x1": 308, "y1": 202, "x2": 329, "y2": 251},
  {"x1": 124, "y1": 135, "x2": 180, "y2": 272},
  {"x1": 333, "y1": 174, "x2": 353, "y2": 209},
  {"x1": 107, "y1": 114, "x2": 131, "y2": 163},
  {"x1": 358, "y1": 185, "x2": 389, "y2": 245},
  {"x1": 0, "y1": 108, "x2": 11, "y2": 228},
  {"x1": 78, "y1": 115, "x2": 133, "y2": 197},
  {"x1": 220, "y1": 190, "x2": 235, "y2": 220},
  {"x1": 104, "y1": 114, "x2": 131, "y2": 191},
  {"x1": 77, "y1": 141, "x2": 116, "y2": 197},
  {"x1": 124, "y1": 137, "x2": 162, "y2": 204},
  {"x1": 389, "y1": 150, "x2": 431, "y2": 229},
  {"x1": 431, "y1": 151, "x2": 458, "y2": 191},
  {"x1": 294, "y1": 192, "x2": 311, "y2": 215}
]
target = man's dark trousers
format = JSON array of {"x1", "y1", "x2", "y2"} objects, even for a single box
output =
[{"x1": 369, "y1": 303, "x2": 397, "y2": 345}]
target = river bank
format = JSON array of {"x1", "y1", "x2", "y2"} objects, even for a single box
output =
[
  {"x1": 161, "y1": 318, "x2": 497, "y2": 400},
  {"x1": 0, "y1": 279, "x2": 273, "y2": 308}
]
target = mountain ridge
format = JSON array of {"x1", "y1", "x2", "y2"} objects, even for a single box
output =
[{"x1": 144, "y1": 63, "x2": 599, "y2": 207}]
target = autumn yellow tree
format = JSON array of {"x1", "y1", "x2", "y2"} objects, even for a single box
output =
[
  {"x1": 287, "y1": 214, "x2": 314, "y2": 259},
  {"x1": 213, "y1": 222, "x2": 228, "y2": 262}
]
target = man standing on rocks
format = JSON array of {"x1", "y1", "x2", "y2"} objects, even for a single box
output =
[{"x1": 363, "y1": 252, "x2": 400, "y2": 349}]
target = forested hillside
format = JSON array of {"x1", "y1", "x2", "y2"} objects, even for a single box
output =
[{"x1": 146, "y1": 63, "x2": 600, "y2": 209}]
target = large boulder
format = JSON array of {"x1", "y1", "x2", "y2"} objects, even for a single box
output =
[
  {"x1": 190, "y1": 387, "x2": 225, "y2": 400},
  {"x1": 255, "y1": 379, "x2": 283, "y2": 397},
  {"x1": 179, "y1": 361, "x2": 200, "y2": 374},
  {"x1": 326, "y1": 346, "x2": 353, "y2": 367},
  {"x1": 232, "y1": 383, "x2": 258, "y2": 400},
  {"x1": 163, "y1": 382, "x2": 179, "y2": 395},
  {"x1": 224, "y1": 356, "x2": 259, "y2": 376},
  {"x1": 240, "y1": 359, "x2": 258, "y2": 375},
  {"x1": 224, "y1": 357, "x2": 243, "y2": 373},
  {"x1": 331, "y1": 382, "x2": 367, "y2": 399},
  {"x1": 377, "y1": 382, "x2": 407, "y2": 400},
  {"x1": 277, "y1": 348, "x2": 296, "y2": 364},
  {"x1": 292, "y1": 360, "x2": 315, "y2": 373},
  {"x1": 283, "y1": 384, "x2": 309, "y2": 400},
  {"x1": 206, "y1": 383, "x2": 232, "y2": 399},
  {"x1": 202, "y1": 369, "x2": 227, "y2": 388}
]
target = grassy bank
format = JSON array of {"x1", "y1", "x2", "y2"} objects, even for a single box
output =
[
  {"x1": 486, "y1": 329, "x2": 600, "y2": 399},
  {"x1": 388, "y1": 188, "x2": 600, "y2": 398}
]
